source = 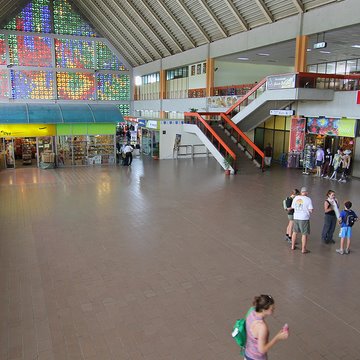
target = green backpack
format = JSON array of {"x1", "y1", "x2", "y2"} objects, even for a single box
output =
[{"x1": 232, "y1": 307, "x2": 254, "y2": 354}]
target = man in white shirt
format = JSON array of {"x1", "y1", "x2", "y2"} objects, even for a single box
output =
[
  {"x1": 123, "y1": 142, "x2": 133, "y2": 166},
  {"x1": 291, "y1": 187, "x2": 314, "y2": 254}
]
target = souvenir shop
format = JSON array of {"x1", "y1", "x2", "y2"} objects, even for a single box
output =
[
  {"x1": 287, "y1": 116, "x2": 358, "y2": 173},
  {"x1": 0, "y1": 104, "x2": 123, "y2": 169}
]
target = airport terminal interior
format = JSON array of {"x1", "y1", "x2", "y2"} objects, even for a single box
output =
[{"x1": 1, "y1": 0, "x2": 360, "y2": 359}]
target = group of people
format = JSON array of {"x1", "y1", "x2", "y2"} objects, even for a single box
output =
[
  {"x1": 239, "y1": 189, "x2": 358, "y2": 360},
  {"x1": 314, "y1": 146, "x2": 352, "y2": 183},
  {"x1": 284, "y1": 187, "x2": 358, "y2": 255}
]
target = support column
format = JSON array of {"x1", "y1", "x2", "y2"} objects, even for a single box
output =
[
  {"x1": 159, "y1": 69, "x2": 166, "y2": 119},
  {"x1": 295, "y1": 35, "x2": 308, "y2": 72},
  {"x1": 206, "y1": 58, "x2": 214, "y2": 97}
]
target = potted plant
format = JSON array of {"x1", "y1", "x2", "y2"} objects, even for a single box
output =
[
  {"x1": 152, "y1": 148, "x2": 159, "y2": 160},
  {"x1": 223, "y1": 154, "x2": 233, "y2": 175}
]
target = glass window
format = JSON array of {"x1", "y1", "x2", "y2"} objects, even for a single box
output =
[
  {"x1": 308, "y1": 65, "x2": 317, "y2": 73},
  {"x1": 264, "y1": 118, "x2": 274, "y2": 129},
  {"x1": 274, "y1": 116, "x2": 285, "y2": 130},
  {"x1": 191, "y1": 65, "x2": 195, "y2": 76},
  {"x1": 326, "y1": 62, "x2": 336, "y2": 74},
  {"x1": 317, "y1": 63, "x2": 326, "y2": 74},
  {"x1": 336, "y1": 61, "x2": 346, "y2": 74},
  {"x1": 347, "y1": 60, "x2": 358, "y2": 74}
]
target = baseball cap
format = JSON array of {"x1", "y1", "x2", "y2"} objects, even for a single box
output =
[{"x1": 300, "y1": 187, "x2": 308, "y2": 193}]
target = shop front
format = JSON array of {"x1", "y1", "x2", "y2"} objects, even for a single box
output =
[
  {"x1": 0, "y1": 124, "x2": 56, "y2": 169},
  {"x1": 141, "y1": 120, "x2": 160, "y2": 158},
  {"x1": 0, "y1": 103, "x2": 123, "y2": 169}
]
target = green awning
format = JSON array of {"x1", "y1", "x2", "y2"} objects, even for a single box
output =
[{"x1": 0, "y1": 104, "x2": 125, "y2": 124}]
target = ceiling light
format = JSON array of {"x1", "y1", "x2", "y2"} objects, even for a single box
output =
[
  {"x1": 237, "y1": 57, "x2": 249, "y2": 61},
  {"x1": 319, "y1": 50, "x2": 331, "y2": 54},
  {"x1": 256, "y1": 53, "x2": 270, "y2": 56},
  {"x1": 307, "y1": 48, "x2": 311, "y2": 52},
  {"x1": 351, "y1": 45, "x2": 360, "y2": 48}
]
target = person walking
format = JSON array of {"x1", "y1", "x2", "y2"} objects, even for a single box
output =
[
  {"x1": 321, "y1": 190, "x2": 339, "y2": 244},
  {"x1": 124, "y1": 142, "x2": 133, "y2": 166},
  {"x1": 244, "y1": 295, "x2": 289, "y2": 360},
  {"x1": 315, "y1": 146, "x2": 324, "y2": 176},
  {"x1": 284, "y1": 189, "x2": 300, "y2": 243},
  {"x1": 264, "y1": 143, "x2": 273, "y2": 167},
  {"x1": 291, "y1": 187, "x2": 314, "y2": 254},
  {"x1": 336, "y1": 201, "x2": 358, "y2": 255}
]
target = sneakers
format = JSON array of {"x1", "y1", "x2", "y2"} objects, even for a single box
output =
[
  {"x1": 336, "y1": 249, "x2": 344, "y2": 255},
  {"x1": 345, "y1": 248, "x2": 350, "y2": 254}
]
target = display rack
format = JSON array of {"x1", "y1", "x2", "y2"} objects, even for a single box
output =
[{"x1": 22, "y1": 140, "x2": 32, "y2": 165}]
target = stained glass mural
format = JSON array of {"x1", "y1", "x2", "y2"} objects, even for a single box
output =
[
  {"x1": 96, "y1": 42, "x2": 127, "y2": 71},
  {"x1": 0, "y1": 34, "x2": 6, "y2": 65},
  {"x1": 97, "y1": 74, "x2": 130, "y2": 101},
  {"x1": 54, "y1": 0, "x2": 97, "y2": 37},
  {"x1": 0, "y1": 71, "x2": 9, "y2": 99},
  {"x1": 4, "y1": 0, "x2": 51, "y2": 33},
  {"x1": 57, "y1": 72, "x2": 95, "y2": 100},
  {"x1": 11, "y1": 70, "x2": 54, "y2": 99},
  {"x1": 55, "y1": 39, "x2": 94, "y2": 69},
  {"x1": 9, "y1": 35, "x2": 52, "y2": 67},
  {"x1": 118, "y1": 104, "x2": 130, "y2": 116}
]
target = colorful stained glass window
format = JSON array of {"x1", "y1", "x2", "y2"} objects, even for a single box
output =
[
  {"x1": 57, "y1": 72, "x2": 95, "y2": 100},
  {"x1": 118, "y1": 104, "x2": 130, "y2": 116},
  {"x1": 0, "y1": 71, "x2": 9, "y2": 99},
  {"x1": 9, "y1": 35, "x2": 52, "y2": 67},
  {"x1": 11, "y1": 70, "x2": 54, "y2": 99},
  {"x1": 0, "y1": 35, "x2": 6, "y2": 65},
  {"x1": 96, "y1": 42, "x2": 127, "y2": 71},
  {"x1": 97, "y1": 74, "x2": 130, "y2": 101},
  {"x1": 54, "y1": 0, "x2": 97, "y2": 37},
  {"x1": 55, "y1": 39, "x2": 94, "y2": 69},
  {"x1": 4, "y1": 0, "x2": 51, "y2": 33}
]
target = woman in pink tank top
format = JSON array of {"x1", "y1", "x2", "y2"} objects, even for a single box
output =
[{"x1": 244, "y1": 295, "x2": 289, "y2": 360}]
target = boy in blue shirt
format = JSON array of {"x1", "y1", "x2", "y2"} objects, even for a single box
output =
[{"x1": 336, "y1": 201, "x2": 358, "y2": 255}]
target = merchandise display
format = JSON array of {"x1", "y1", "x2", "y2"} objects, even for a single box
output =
[{"x1": 21, "y1": 140, "x2": 33, "y2": 165}]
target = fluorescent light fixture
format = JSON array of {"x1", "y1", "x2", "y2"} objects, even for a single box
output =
[
  {"x1": 307, "y1": 48, "x2": 311, "y2": 52},
  {"x1": 256, "y1": 53, "x2": 270, "y2": 56},
  {"x1": 319, "y1": 50, "x2": 331, "y2": 54},
  {"x1": 237, "y1": 57, "x2": 249, "y2": 60},
  {"x1": 351, "y1": 45, "x2": 360, "y2": 48}
]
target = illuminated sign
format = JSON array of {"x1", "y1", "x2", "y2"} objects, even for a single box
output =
[{"x1": 313, "y1": 42, "x2": 327, "y2": 49}]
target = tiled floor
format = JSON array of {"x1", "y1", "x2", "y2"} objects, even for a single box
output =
[{"x1": 0, "y1": 157, "x2": 360, "y2": 360}]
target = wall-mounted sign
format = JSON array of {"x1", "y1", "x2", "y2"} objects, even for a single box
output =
[
  {"x1": 146, "y1": 120, "x2": 159, "y2": 129},
  {"x1": 266, "y1": 74, "x2": 296, "y2": 90},
  {"x1": 313, "y1": 42, "x2": 327, "y2": 49},
  {"x1": 270, "y1": 109, "x2": 295, "y2": 116},
  {"x1": 0, "y1": 124, "x2": 56, "y2": 137}
]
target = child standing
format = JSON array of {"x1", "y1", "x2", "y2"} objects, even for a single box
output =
[{"x1": 336, "y1": 201, "x2": 358, "y2": 255}]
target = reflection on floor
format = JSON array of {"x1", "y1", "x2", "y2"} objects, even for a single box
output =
[{"x1": 0, "y1": 157, "x2": 359, "y2": 359}]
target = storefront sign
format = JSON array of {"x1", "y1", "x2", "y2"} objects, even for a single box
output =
[
  {"x1": 289, "y1": 117, "x2": 306, "y2": 151},
  {"x1": 266, "y1": 74, "x2": 296, "y2": 90},
  {"x1": 146, "y1": 120, "x2": 159, "y2": 130},
  {"x1": 0, "y1": 124, "x2": 56, "y2": 137},
  {"x1": 270, "y1": 109, "x2": 295, "y2": 116},
  {"x1": 338, "y1": 118, "x2": 356, "y2": 137},
  {"x1": 138, "y1": 119, "x2": 146, "y2": 127}
]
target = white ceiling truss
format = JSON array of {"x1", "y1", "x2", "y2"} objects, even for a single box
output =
[{"x1": 0, "y1": 0, "x2": 347, "y2": 67}]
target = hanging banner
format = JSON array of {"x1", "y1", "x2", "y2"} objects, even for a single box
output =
[
  {"x1": 266, "y1": 74, "x2": 296, "y2": 90},
  {"x1": 289, "y1": 117, "x2": 306, "y2": 151},
  {"x1": 307, "y1": 117, "x2": 356, "y2": 137}
]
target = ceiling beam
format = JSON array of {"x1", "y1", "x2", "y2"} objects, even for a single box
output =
[
  {"x1": 198, "y1": 0, "x2": 227, "y2": 38},
  {"x1": 255, "y1": 0, "x2": 274, "y2": 23},
  {"x1": 140, "y1": 0, "x2": 184, "y2": 53},
  {"x1": 176, "y1": 0, "x2": 210, "y2": 43},
  {"x1": 157, "y1": 0, "x2": 196, "y2": 48},
  {"x1": 292, "y1": 0, "x2": 304, "y2": 13},
  {"x1": 106, "y1": 0, "x2": 162, "y2": 59},
  {"x1": 125, "y1": 0, "x2": 173, "y2": 56},
  {"x1": 78, "y1": 1, "x2": 144, "y2": 66},
  {"x1": 223, "y1": 0, "x2": 249, "y2": 31}
]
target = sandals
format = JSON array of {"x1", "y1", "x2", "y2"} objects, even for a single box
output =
[
  {"x1": 302, "y1": 249, "x2": 311, "y2": 254},
  {"x1": 291, "y1": 246, "x2": 298, "y2": 250}
]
